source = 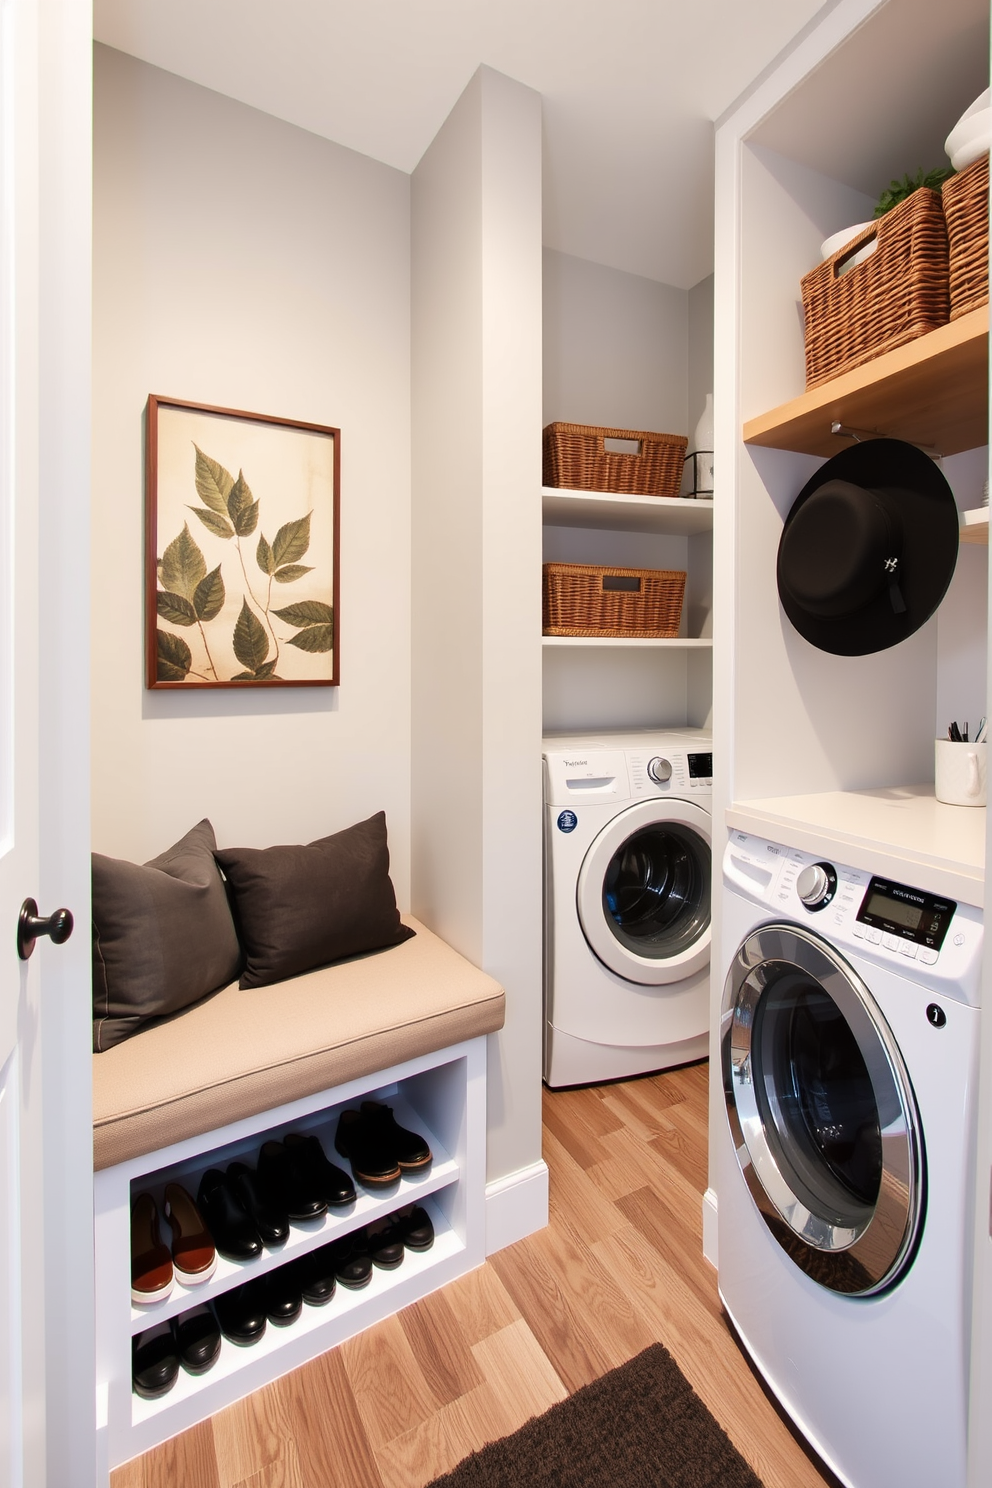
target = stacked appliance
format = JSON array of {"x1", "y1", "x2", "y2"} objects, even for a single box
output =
[{"x1": 542, "y1": 729, "x2": 712, "y2": 1088}]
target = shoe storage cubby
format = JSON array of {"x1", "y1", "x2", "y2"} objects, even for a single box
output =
[{"x1": 95, "y1": 1035, "x2": 487, "y2": 1471}]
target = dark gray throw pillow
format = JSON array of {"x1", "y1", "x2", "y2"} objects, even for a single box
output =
[
  {"x1": 214, "y1": 811, "x2": 414, "y2": 990},
  {"x1": 92, "y1": 819, "x2": 243, "y2": 1052}
]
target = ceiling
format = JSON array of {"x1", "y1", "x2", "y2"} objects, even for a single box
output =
[{"x1": 93, "y1": 0, "x2": 832, "y2": 290}]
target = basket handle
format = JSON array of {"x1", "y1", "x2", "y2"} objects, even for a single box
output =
[
  {"x1": 833, "y1": 227, "x2": 878, "y2": 279},
  {"x1": 602, "y1": 436, "x2": 643, "y2": 456},
  {"x1": 602, "y1": 575, "x2": 641, "y2": 592}
]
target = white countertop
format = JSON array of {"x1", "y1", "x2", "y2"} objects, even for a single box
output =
[{"x1": 726, "y1": 785, "x2": 986, "y2": 907}]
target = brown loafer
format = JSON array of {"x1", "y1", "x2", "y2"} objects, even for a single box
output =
[
  {"x1": 164, "y1": 1183, "x2": 216, "y2": 1286},
  {"x1": 131, "y1": 1192, "x2": 174, "y2": 1305}
]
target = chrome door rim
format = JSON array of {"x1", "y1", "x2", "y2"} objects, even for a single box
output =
[
  {"x1": 576, "y1": 798, "x2": 711, "y2": 986},
  {"x1": 722, "y1": 922, "x2": 923, "y2": 1295}
]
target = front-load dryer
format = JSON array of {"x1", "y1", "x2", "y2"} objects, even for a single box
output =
[
  {"x1": 718, "y1": 829, "x2": 982, "y2": 1488},
  {"x1": 543, "y1": 729, "x2": 712, "y2": 1088}
]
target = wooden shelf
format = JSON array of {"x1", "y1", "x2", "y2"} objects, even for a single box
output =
[
  {"x1": 960, "y1": 507, "x2": 989, "y2": 546},
  {"x1": 743, "y1": 307, "x2": 989, "y2": 458},
  {"x1": 542, "y1": 636, "x2": 712, "y2": 649},
  {"x1": 542, "y1": 488, "x2": 713, "y2": 535}
]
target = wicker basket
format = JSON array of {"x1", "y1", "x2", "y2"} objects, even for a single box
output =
[
  {"x1": 800, "y1": 188, "x2": 949, "y2": 388},
  {"x1": 543, "y1": 563, "x2": 686, "y2": 638},
  {"x1": 942, "y1": 154, "x2": 989, "y2": 320},
  {"x1": 543, "y1": 423, "x2": 688, "y2": 498}
]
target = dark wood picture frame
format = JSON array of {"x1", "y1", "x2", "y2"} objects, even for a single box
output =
[{"x1": 146, "y1": 396, "x2": 340, "y2": 689}]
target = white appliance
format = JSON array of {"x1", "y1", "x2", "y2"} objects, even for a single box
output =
[
  {"x1": 719, "y1": 829, "x2": 982, "y2": 1488},
  {"x1": 543, "y1": 729, "x2": 712, "y2": 1088}
]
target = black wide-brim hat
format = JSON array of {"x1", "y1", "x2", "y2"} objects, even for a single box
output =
[{"x1": 777, "y1": 438, "x2": 959, "y2": 657}]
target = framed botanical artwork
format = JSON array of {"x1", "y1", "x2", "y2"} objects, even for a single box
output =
[{"x1": 146, "y1": 396, "x2": 340, "y2": 688}]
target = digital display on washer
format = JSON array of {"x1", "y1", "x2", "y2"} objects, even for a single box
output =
[
  {"x1": 856, "y1": 875, "x2": 956, "y2": 950},
  {"x1": 687, "y1": 753, "x2": 712, "y2": 779}
]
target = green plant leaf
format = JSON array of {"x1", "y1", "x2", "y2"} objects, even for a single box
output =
[
  {"x1": 234, "y1": 498, "x2": 259, "y2": 538},
  {"x1": 286, "y1": 622, "x2": 333, "y2": 653},
  {"x1": 254, "y1": 660, "x2": 279, "y2": 679},
  {"x1": 272, "y1": 513, "x2": 311, "y2": 568},
  {"x1": 193, "y1": 445, "x2": 235, "y2": 514},
  {"x1": 273, "y1": 599, "x2": 334, "y2": 628},
  {"x1": 189, "y1": 505, "x2": 235, "y2": 540},
  {"x1": 874, "y1": 165, "x2": 953, "y2": 217},
  {"x1": 160, "y1": 523, "x2": 207, "y2": 600},
  {"x1": 193, "y1": 565, "x2": 225, "y2": 623},
  {"x1": 256, "y1": 534, "x2": 274, "y2": 575},
  {"x1": 232, "y1": 598, "x2": 269, "y2": 672},
  {"x1": 272, "y1": 564, "x2": 314, "y2": 584},
  {"x1": 156, "y1": 628, "x2": 192, "y2": 681},
  {"x1": 157, "y1": 590, "x2": 197, "y2": 627},
  {"x1": 227, "y1": 471, "x2": 257, "y2": 529}
]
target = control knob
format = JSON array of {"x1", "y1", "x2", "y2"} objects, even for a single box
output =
[
  {"x1": 797, "y1": 863, "x2": 832, "y2": 909},
  {"x1": 647, "y1": 756, "x2": 672, "y2": 784}
]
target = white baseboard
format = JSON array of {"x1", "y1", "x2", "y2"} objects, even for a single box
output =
[
  {"x1": 702, "y1": 1186, "x2": 718, "y2": 1268},
  {"x1": 485, "y1": 1160, "x2": 549, "y2": 1254}
]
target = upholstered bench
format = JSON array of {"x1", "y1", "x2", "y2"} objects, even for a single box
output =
[{"x1": 94, "y1": 917, "x2": 505, "y2": 1472}]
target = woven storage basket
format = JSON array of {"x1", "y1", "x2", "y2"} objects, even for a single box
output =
[
  {"x1": 800, "y1": 187, "x2": 949, "y2": 388},
  {"x1": 543, "y1": 562, "x2": 686, "y2": 638},
  {"x1": 942, "y1": 154, "x2": 989, "y2": 320},
  {"x1": 543, "y1": 423, "x2": 688, "y2": 498}
]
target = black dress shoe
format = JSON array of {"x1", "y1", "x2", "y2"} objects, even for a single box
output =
[
  {"x1": 283, "y1": 1132, "x2": 356, "y2": 1208},
  {"x1": 395, "y1": 1203, "x2": 435, "y2": 1253},
  {"x1": 257, "y1": 1140, "x2": 327, "y2": 1221},
  {"x1": 334, "y1": 1110, "x2": 401, "y2": 1188},
  {"x1": 215, "y1": 1279, "x2": 267, "y2": 1346},
  {"x1": 132, "y1": 1320, "x2": 180, "y2": 1399},
  {"x1": 325, "y1": 1231, "x2": 374, "y2": 1290},
  {"x1": 365, "y1": 1216, "x2": 404, "y2": 1270},
  {"x1": 197, "y1": 1169, "x2": 263, "y2": 1262},
  {"x1": 264, "y1": 1264, "x2": 303, "y2": 1327},
  {"x1": 174, "y1": 1304, "x2": 222, "y2": 1375},
  {"x1": 296, "y1": 1247, "x2": 336, "y2": 1307},
  {"x1": 227, "y1": 1160, "x2": 290, "y2": 1247},
  {"x1": 360, "y1": 1101, "x2": 433, "y2": 1172}
]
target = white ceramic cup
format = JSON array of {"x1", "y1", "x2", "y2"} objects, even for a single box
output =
[{"x1": 935, "y1": 740, "x2": 987, "y2": 806}]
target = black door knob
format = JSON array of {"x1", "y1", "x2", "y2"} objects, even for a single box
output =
[{"x1": 17, "y1": 899, "x2": 74, "y2": 961}]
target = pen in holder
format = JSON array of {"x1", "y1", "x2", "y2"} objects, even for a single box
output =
[{"x1": 935, "y1": 739, "x2": 987, "y2": 806}]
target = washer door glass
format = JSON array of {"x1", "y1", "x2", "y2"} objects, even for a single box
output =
[
  {"x1": 603, "y1": 823, "x2": 710, "y2": 959},
  {"x1": 722, "y1": 923, "x2": 923, "y2": 1296}
]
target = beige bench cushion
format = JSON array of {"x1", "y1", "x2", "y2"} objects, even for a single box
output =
[{"x1": 93, "y1": 917, "x2": 504, "y2": 1171}]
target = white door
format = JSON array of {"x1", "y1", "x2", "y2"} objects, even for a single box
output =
[{"x1": 0, "y1": 1, "x2": 94, "y2": 1484}]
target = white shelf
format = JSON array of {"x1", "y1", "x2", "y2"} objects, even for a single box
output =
[
  {"x1": 961, "y1": 507, "x2": 989, "y2": 546},
  {"x1": 129, "y1": 1093, "x2": 456, "y2": 1331},
  {"x1": 543, "y1": 636, "x2": 712, "y2": 649},
  {"x1": 727, "y1": 785, "x2": 985, "y2": 907},
  {"x1": 542, "y1": 487, "x2": 713, "y2": 535}
]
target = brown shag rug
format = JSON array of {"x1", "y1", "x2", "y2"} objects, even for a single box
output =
[{"x1": 427, "y1": 1343, "x2": 765, "y2": 1488}]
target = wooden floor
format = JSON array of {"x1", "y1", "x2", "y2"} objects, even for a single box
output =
[{"x1": 112, "y1": 1063, "x2": 838, "y2": 1488}]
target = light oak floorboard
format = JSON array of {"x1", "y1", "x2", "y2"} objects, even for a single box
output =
[{"x1": 111, "y1": 1062, "x2": 837, "y2": 1488}]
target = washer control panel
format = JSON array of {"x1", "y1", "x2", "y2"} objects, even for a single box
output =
[{"x1": 725, "y1": 830, "x2": 983, "y2": 997}]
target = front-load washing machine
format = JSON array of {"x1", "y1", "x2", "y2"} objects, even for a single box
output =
[
  {"x1": 718, "y1": 829, "x2": 982, "y2": 1488},
  {"x1": 543, "y1": 729, "x2": 712, "y2": 1088}
]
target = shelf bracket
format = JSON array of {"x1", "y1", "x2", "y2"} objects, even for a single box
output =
[{"x1": 830, "y1": 421, "x2": 942, "y2": 460}]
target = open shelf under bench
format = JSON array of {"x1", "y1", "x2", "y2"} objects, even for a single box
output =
[{"x1": 743, "y1": 306, "x2": 989, "y2": 459}]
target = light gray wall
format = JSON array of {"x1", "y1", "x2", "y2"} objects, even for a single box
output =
[
  {"x1": 92, "y1": 46, "x2": 413, "y2": 895},
  {"x1": 688, "y1": 273, "x2": 714, "y2": 443},
  {"x1": 412, "y1": 68, "x2": 545, "y2": 1199},
  {"x1": 543, "y1": 248, "x2": 688, "y2": 435}
]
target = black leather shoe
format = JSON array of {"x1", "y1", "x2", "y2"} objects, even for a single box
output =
[
  {"x1": 197, "y1": 1169, "x2": 263, "y2": 1262},
  {"x1": 174, "y1": 1304, "x2": 221, "y2": 1376},
  {"x1": 227, "y1": 1160, "x2": 290, "y2": 1247},
  {"x1": 283, "y1": 1132, "x2": 356, "y2": 1208},
  {"x1": 396, "y1": 1203, "x2": 435, "y2": 1253},
  {"x1": 365, "y1": 1216, "x2": 404, "y2": 1270},
  {"x1": 296, "y1": 1246, "x2": 336, "y2": 1307},
  {"x1": 264, "y1": 1264, "x2": 303, "y2": 1327},
  {"x1": 132, "y1": 1320, "x2": 180, "y2": 1399},
  {"x1": 360, "y1": 1101, "x2": 433, "y2": 1172},
  {"x1": 334, "y1": 1110, "x2": 401, "y2": 1188},
  {"x1": 257, "y1": 1140, "x2": 327, "y2": 1221},
  {"x1": 215, "y1": 1279, "x2": 267, "y2": 1346},
  {"x1": 326, "y1": 1231, "x2": 374, "y2": 1289}
]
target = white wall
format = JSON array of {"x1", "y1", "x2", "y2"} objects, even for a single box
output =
[
  {"x1": 91, "y1": 47, "x2": 413, "y2": 896},
  {"x1": 411, "y1": 68, "x2": 545, "y2": 1208}
]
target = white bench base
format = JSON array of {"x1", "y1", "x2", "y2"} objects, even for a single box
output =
[{"x1": 95, "y1": 1035, "x2": 487, "y2": 1471}]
